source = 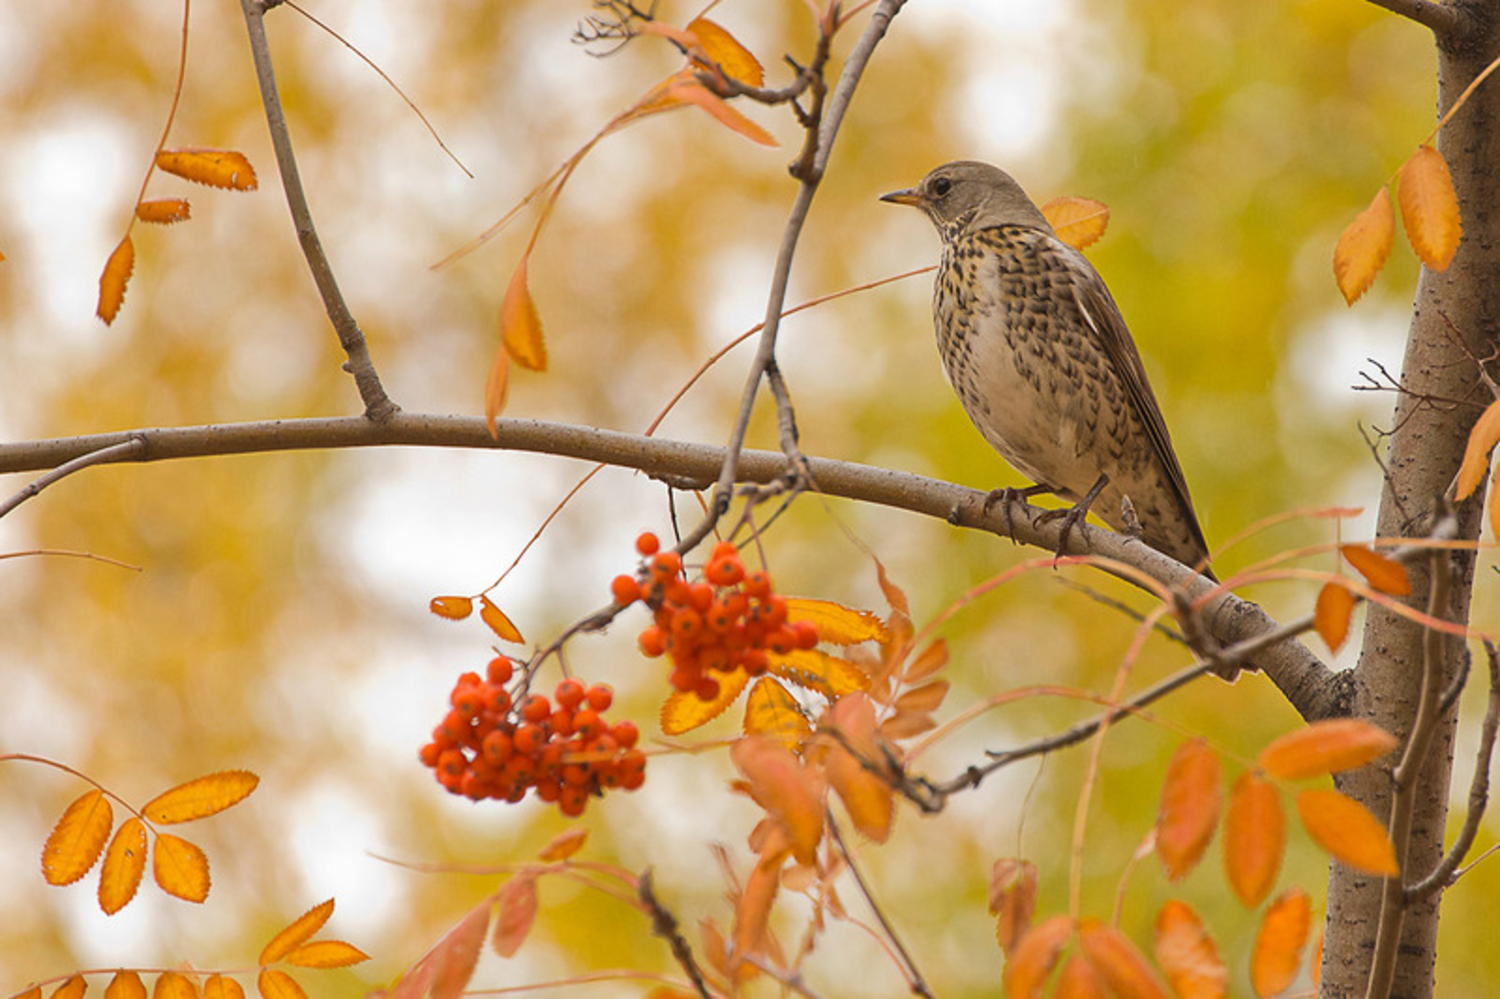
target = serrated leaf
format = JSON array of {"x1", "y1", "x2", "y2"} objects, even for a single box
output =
[
  {"x1": 1250, "y1": 887, "x2": 1312, "y2": 998},
  {"x1": 1314, "y1": 582, "x2": 1357, "y2": 654},
  {"x1": 743, "y1": 677, "x2": 812, "y2": 749},
  {"x1": 432, "y1": 903, "x2": 491, "y2": 999},
  {"x1": 1456, "y1": 398, "x2": 1500, "y2": 500},
  {"x1": 136, "y1": 198, "x2": 192, "y2": 225},
  {"x1": 500, "y1": 254, "x2": 546, "y2": 371},
  {"x1": 1003, "y1": 915, "x2": 1073, "y2": 999},
  {"x1": 255, "y1": 969, "x2": 304, "y2": 999},
  {"x1": 1333, "y1": 186, "x2": 1393, "y2": 305},
  {"x1": 1153, "y1": 900, "x2": 1226, "y2": 999},
  {"x1": 153, "y1": 973, "x2": 197, "y2": 999},
  {"x1": 661, "y1": 666, "x2": 750, "y2": 735},
  {"x1": 685, "y1": 17, "x2": 764, "y2": 86},
  {"x1": 97, "y1": 234, "x2": 135, "y2": 325},
  {"x1": 42, "y1": 789, "x2": 113, "y2": 886},
  {"x1": 143, "y1": 770, "x2": 259, "y2": 824},
  {"x1": 479, "y1": 595, "x2": 524, "y2": 643},
  {"x1": 261, "y1": 899, "x2": 335, "y2": 966},
  {"x1": 1296, "y1": 789, "x2": 1399, "y2": 875},
  {"x1": 1224, "y1": 772, "x2": 1284, "y2": 907},
  {"x1": 537, "y1": 827, "x2": 588, "y2": 862},
  {"x1": 104, "y1": 972, "x2": 147, "y2": 999},
  {"x1": 1258, "y1": 719, "x2": 1398, "y2": 781},
  {"x1": 283, "y1": 940, "x2": 370, "y2": 969},
  {"x1": 428, "y1": 596, "x2": 473, "y2": 621},
  {"x1": 767, "y1": 648, "x2": 869, "y2": 697},
  {"x1": 1078, "y1": 918, "x2": 1170, "y2": 999},
  {"x1": 731, "y1": 737, "x2": 824, "y2": 865},
  {"x1": 988, "y1": 858, "x2": 1038, "y2": 957},
  {"x1": 1041, "y1": 196, "x2": 1110, "y2": 250},
  {"x1": 203, "y1": 976, "x2": 245, "y2": 999},
  {"x1": 156, "y1": 148, "x2": 258, "y2": 191},
  {"x1": 893, "y1": 680, "x2": 949, "y2": 713},
  {"x1": 1156, "y1": 739, "x2": 1222, "y2": 881},
  {"x1": 99, "y1": 817, "x2": 148, "y2": 915},
  {"x1": 1397, "y1": 144, "x2": 1461, "y2": 271},
  {"x1": 152, "y1": 832, "x2": 210, "y2": 903},
  {"x1": 493, "y1": 876, "x2": 538, "y2": 958},
  {"x1": 784, "y1": 598, "x2": 889, "y2": 644},
  {"x1": 1340, "y1": 544, "x2": 1411, "y2": 596}
]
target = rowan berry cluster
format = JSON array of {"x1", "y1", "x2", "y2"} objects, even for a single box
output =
[
  {"x1": 419, "y1": 656, "x2": 646, "y2": 817},
  {"x1": 612, "y1": 533, "x2": 818, "y2": 700}
]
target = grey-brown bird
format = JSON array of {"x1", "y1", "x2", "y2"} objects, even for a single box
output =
[{"x1": 882, "y1": 161, "x2": 1213, "y2": 577}]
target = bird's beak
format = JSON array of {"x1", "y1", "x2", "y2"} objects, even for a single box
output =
[{"x1": 880, "y1": 187, "x2": 922, "y2": 207}]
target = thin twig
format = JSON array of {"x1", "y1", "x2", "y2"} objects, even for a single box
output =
[
  {"x1": 0, "y1": 437, "x2": 147, "y2": 521},
  {"x1": 827, "y1": 814, "x2": 932, "y2": 998},
  {"x1": 638, "y1": 869, "x2": 713, "y2": 999}
]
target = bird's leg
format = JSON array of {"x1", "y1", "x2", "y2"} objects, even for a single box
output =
[
  {"x1": 982, "y1": 483, "x2": 1053, "y2": 543},
  {"x1": 1033, "y1": 473, "x2": 1110, "y2": 564}
]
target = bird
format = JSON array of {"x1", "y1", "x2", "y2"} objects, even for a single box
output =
[{"x1": 881, "y1": 160, "x2": 1214, "y2": 578}]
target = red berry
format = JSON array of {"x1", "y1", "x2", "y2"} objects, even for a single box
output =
[
  {"x1": 743, "y1": 570, "x2": 772, "y2": 599},
  {"x1": 419, "y1": 742, "x2": 442, "y2": 768},
  {"x1": 554, "y1": 678, "x2": 586, "y2": 710},
  {"x1": 636, "y1": 532, "x2": 660, "y2": 556},
  {"x1": 695, "y1": 676, "x2": 721, "y2": 701},
  {"x1": 638, "y1": 626, "x2": 667, "y2": 657},
  {"x1": 611, "y1": 574, "x2": 641, "y2": 606},
  {"x1": 520, "y1": 694, "x2": 552, "y2": 723},
  {"x1": 791, "y1": 620, "x2": 819, "y2": 649},
  {"x1": 653, "y1": 551, "x2": 683, "y2": 578},
  {"x1": 558, "y1": 786, "x2": 589, "y2": 817},
  {"x1": 482, "y1": 729, "x2": 513, "y2": 766},
  {"x1": 573, "y1": 709, "x2": 602, "y2": 741},
  {"x1": 437, "y1": 749, "x2": 468, "y2": 779},
  {"x1": 688, "y1": 582, "x2": 715, "y2": 612},
  {"x1": 612, "y1": 720, "x2": 640, "y2": 748},
  {"x1": 586, "y1": 684, "x2": 614, "y2": 711},
  {"x1": 550, "y1": 709, "x2": 575, "y2": 737},
  {"x1": 487, "y1": 656, "x2": 514, "y2": 685},
  {"x1": 706, "y1": 557, "x2": 744, "y2": 587},
  {"x1": 513, "y1": 723, "x2": 545, "y2": 757}
]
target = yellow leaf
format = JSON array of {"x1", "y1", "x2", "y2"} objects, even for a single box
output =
[
  {"x1": 1078, "y1": 918, "x2": 1170, "y2": 999},
  {"x1": 1397, "y1": 144, "x2": 1461, "y2": 270},
  {"x1": 104, "y1": 972, "x2": 147, "y2": 999},
  {"x1": 1333, "y1": 186, "x2": 1393, "y2": 305},
  {"x1": 661, "y1": 666, "x2": 750, "y2": 735},
  {"x1": 98, "y1": 817, "x2": 148, "y2": 915},
  {"x1": 685, "y1": 17, "x2": 764, "y2": 86},
  {"x1": 1250, "y1": 887, "x2": 1312, "y2": 998},
  {"x1": 42, "y1": 789, "x2": 113, "y2": 886},
  {"x1": 155, "y1": 148, "x2": 258, "y2": 191},
  {"x1": 988, "y1": 858, "x2": 1038, "y2": 957},
  {"x1": 742, "y1": 677, "x2": 812, "y2": 750},
  {"x1": 500, "y1": 255, "x2": 547, "y2": 371},
  {"x1": 1455, "y1": 398, "x2": 1500, "y2": 500},
  {"x1": 493, "y1": 876, "x2": 538, "y2": 959},
  {"x1": 97, "y1": 234, "x2": 135, "y2": 325},
  {"x1": 1314, "y1": 582, "x2": 1356, "y2": 654},
  {"x1": 429, "y1": 596, "x2": 473, "y2": 621},
  {"x1": 143, "y1": 771, "x2": 260, "y2": 824},
  {"x1": 1153, "y1": 900, "x2": 1227, "y2": 999},
  {"x1": 136, "y1": 198, "x2": 192, "y2": 225},
  {"x1": 152, "y1": 832, "x2": 210, "y2": 902},
  {"x1": 1224, "y1": 772, "x2": 1284, "y2": 907},
  {"x1": 1004, "y1": 915, "x2": 1073, "y2": 999},
  {"x1": 1295, "y1": 788, "x2": 1399, "y2": 875},
  {"x1": 484, "y1": 341, "x2": 510, "y2": 437},
  {"x1": 1041, "y1": 196, "x2": 1110, "y2": 250},
  {"x1": 767, "y1": 648, "x2": 869, "y2": 698},
  {"x1": 784, "y1": 598, "x2": 889, "y2": 644},
  {"x1": 255, "y1": 969, "x2": 306, "y2": 999},
  {"x1": 479, "y1": 595, "x2": 524, "y2": 643},
  {"x1": 203, "y1": 976, "x2": 245, "y2": 999},
  {"x1": 537, "y1": 827, "x2": 588, "y2": 862},
  {"x1": 1156, "y1": 740, "x2": 1222, "y2": 882},
  {"x1": 283, "y1": 940, "x2": 370, "y2": 969},
  {"x1": 1340, "y1": 544, "x2": 1411, "y2": 596},
  {"x1": 1258, "y1": 719, "x2": 1398, "y2": 781},
  {"x1": 261, "y1": 899, "x2": 335, "y2": 966},
  {"x1": 51, "y1": 978, "x2": 86, "y2": 999}
]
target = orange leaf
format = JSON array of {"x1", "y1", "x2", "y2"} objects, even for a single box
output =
[
  {"x1": 894, "y1": 680, "x2": 949, "y2": 713},
  {"x1": 743, "y1": 676, "x2": 812, "y2": 749},
  {"x1": 1004, "y1": 914, "x2": 1073, "y2": 999},
  {"x1": 661, "y1": 666, "x2": 750, "y2": 735},
  {"x1": 261, "y1": 899, "x2": 335, "y2": 965},
  {"x1": 97, "y1": 234, "x2": 134, "y2": 325},
  {"x1": 493, "y1": 876, "x2": 538, "y2": 958},
  {"x1": 988, "y1": 858, "x2": 1038, "y2": 957},
  {"x1": 1153, "y1": 900, "x2": 1226, "y2": 999},
  {"x1": 732, "y1": 846, "x2": 781, "y2": 961},
  {"x1": 1224, "y1": 772, "x2": 1284, "y2": 907},
  {"x1": 255, "y1": 968, "x2": 306, "y2": 999},
  {"x1": 1155, "y1": 739, "x2": 1222, "y2": 881},
  {"x1": 43, "y1": 789, "x2": 113, "y2": 886},
  {"x1": 203, "y1": 976, "x2": 245, "y2": 999},
  {"x1": 104, "y1": 972, "x2": 147, "y2": 999},
  {"x1": 143, "y1": 770, "x2": 259, "y2": 824},
  {"x1": 154, "y1": 974, "x2": 197, "y2": 999},
  {"x1": 537, "y1": 827, "x2": 588, "y2": 862},
  {"x1": 1455, "y1": 397, "x2": 1500, "y2": 500},
  {"x1": 664, "y1": 74, "x2": 776, "y2": 146},
  {"x1": 432, "y1": 903, "x2": 491, "y2": 999},
  {"x1": 484, "y1": 340, "x2": 510, "y2": 437},
  {"x1": 500, "y1": 255, "x2": 547, "y2": 371},
  {"x1": 878, "y1": 710, "x2": 936, "y2": 740},
  {"x1": 1078, "y1": 918, "x2": 1170, "y2": 999},
  {"x1": 1055, "y1": 955, "x2": 1108, "y2": 998},
  {"x1": 479, "y1": 595, "x2": 524, "y2": 643},
  {"x1": 1313, "y1": 582, "x2": 1357, "y2": 654},
  {"x1": 283, "y1": 940, "x2": 369, "y2": 969},
  {"x1": 152, "y1": 832, "x2": 210, "y2": 902},
  {"x1": 1339, "y1": 544, "x2": 1411, "y2": 596},
  {"x1": 51, "y1": 979, "x2": 85, "y2": 999},
  {"x1": 823, "y1": 694, "x2": 894, "y2": 843},
  {"x1": 1397, "y1": 144, "x2": 1461, "y2": 271},
  {"x1": 731, "y1": 736, "x2": 825, "y2": 865},
  {"x1": 1311, "y1": 929, "x2": 1324, "y2": 989},
  {"x1": 767, "y1": 648, "x2": 869, "y2": 697},
  {"x1": 685, "y1": 17, "x2": 765, "y2": 86},
  {"x1": 785, "y1": 597, "x2": 889, "y2": 644},
  {"x1": 1041, "y1": 196, "x2": 1110, "y2": 250},
  {"x1": 1295, "y1": 788, "x2": 1399, "y2": 875},
  {"x1": 1250, "y1": 887, "x2": 1312, "y2": 998},
  {"x1": 903, "y1": 638, "x2": 949, "y2": 683},
  {"x1": 98, "y1": 817, "x2": 148, "y2": 915},
  {"x1": 155, "y1": 147, "x2": 258, "y2": 191},
  {"x1": 16, "y1": 989, "x2": 41, "y2": 999},
  {"x1": 429, "y1": 596, "x2": 473, "y2": 621},
  {"x1": 1333, "y1": 186, "x2": 1393, "y2": 305},
  {"x1": 136, "y1": 198, "x2": 192, "y2": 225},
  {"x1": 1258, "y1": 719, "x2": 1398, "y2": 781}
]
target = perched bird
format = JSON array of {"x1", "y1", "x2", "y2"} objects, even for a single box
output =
[{"x1": 881, "y1": 160, "x2": 1213, "y2": 576}]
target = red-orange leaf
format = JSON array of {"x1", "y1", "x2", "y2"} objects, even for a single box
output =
[
  {"x1": 1250, "y1": 887, "x2": 1312, "y2": 998},
  {"x1": 42, "y1": 789, "x2": 113, "y2": 886},
  {"x1": 51, "y1": 978, "x2": 85, "y2": 999},
  {"x1": 152, "y1": 832, "x2": 210, "y2": 902},
  {"x1": 685, "y1": 17, "x2": 764, "y2": 86},
  {"x1": 1258, "y1": 719, "x2": 1398, "y2": 781},
  {"x1": 500, "y1": 255, "x2": 546, "y2": 371},
  {"x1": 537, "y1": 827, "x2": 588, "y2": 862},
  {"x1": 283, "y1": 940, "x2": 369, "y2": 969},
  {"x1": 1397, "y1": 144, "x2": 1461, "y2": 271},
  {"x1": 203, "y1": 976, "x2": 245, "y2": 999},
  {"x1": 1313, "y1": 582, "x2": 1357, "y2": 654},
  {"x1": 661, "y1": 666, "x2": 750, "y2": 735},
  {"x1": 894, "y1": 679, "x2": 949, "y2": 713},
  {"x1": 143, "y1": 770, "x2": 260, "y2": 824},
  {"x1": 1078, "y1": 918, "x2": 1170, "y2": 999},
  {"x1": 1339, "y1": 544, "x2": 1411, "y2": 596},
  {"x1": 98, "y1": 816, "x2": 148, "y2": 915},
  {"x1": 1333, "y1": 186, "x2": 1393, "y2": 305},
  {"x1": 731, "y1": 737, "x2": 825, "y2": 865},
  {"x1": 1455, "y1": 398, "x2": 1500, "y2": 500},
  {"x1": 742, "y1": 676, "x2": 811, "y2": 750},
  {"x1": 429, "y1": 596, "x2": 473, "y2": 621},
  {"x1": 432, "y1": 903, "x2": 491, "y2": 999},
  {"x1": 255, "y1": 968, "x2": 306, "y2": 999},
  {"x1": 479, "y1": 595, "x2": 524, "y2": 643},
  {"x1": 1004, "y1": 915, "x2": 1074, "y2": 999},
  {"x1": 1055, "y1": 955, "x2": 1108, "y2": 998},
  {"x1": 136, "y1": 198, "x2": 192, "y2": 225},
  {"x1": 493, "y1": 875, "x2": 538, "y2": 958},
  {"x1": 903, "y1": 638, "x2": 949, "y2": 683},
  {"x1": 1224, "y1": 772, "x2": 1284, "y2": 907},
  {"x1": 1041, "y1": 196, "x2": 1110, "y2": 250},
  {"x1": 261, "y1": 899, "x2": 335, "y2": 965},
  {"x1": 988, "y1": 858, "x2": 1038, "y2": 957},
  {"x1": 97, "y1": 234, "x2": 134, "y2": 324},
  {"x1": 104, "y1": 972, "x2": 147, "y2": 999},
  {"x1": 156, "y1": 147, "x2": 258, "y2": 191},
  {"x1": 1153, "y1": 900, "x2": 1226, "y2": 999},
  {"x1": 1295, "y1": 789, "x2": 1399, "y2": 875},
  {"x1": 1156, "y1": 739, "x2": 1222, "y2": 881}
]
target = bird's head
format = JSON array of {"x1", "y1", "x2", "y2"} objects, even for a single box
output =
[{"x1": 880, "y1": 160, "x2": 1050, "y2": 234}]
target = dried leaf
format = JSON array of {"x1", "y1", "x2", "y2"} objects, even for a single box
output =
[
  {"x1": 99, "y1": 817, "x2": 148, "y2": 915},
  {"x1": 743, "y1": 677, "x2": 812, "y2": 750},
  {"x1": 784, "y1": 598, "x2": 889, "y2": 644},
  {"x1": 823, "y1": 695, "x2": 894, "y2": 843},
  {"x1": 685, "y1": 17, "x2": 764, "y2": 86},
  {"x1": 104, "y1": 972, "x2": 147, "y2": 999},
  {"x1": 1003, "y1": 915, "x2": 1073, "y2": 999},
  {"x1": 282, "y1": 940, "x2": 369, "y2": 969},
  {"x1": 1224, "y1": 772, "x2": 1284, "y2": 907},
  {"x1": 1078, "y1": 918, "x2": 1170, "y2": 999},
  {"x1": 732, "y1": 847, "x2": 781, "y2": 960},
  {"x1": 988, "y1": 858, "x2": 1038, "y2": 957},
  {"x1": 893, "y1": 680, "x2": 949, "y2": 713},
  {"x1": 203, "y1": 976, "x2": 245, "y2": 999},
  {"x1": 97, "y1": 234, "x2": 135, "y2": 324},
  {"x1": 642, "y1": 71, "x2": 776, "y2": 146},
  {"x1": 144, "y1": 771, "x2": 260, "y2": 824},
  {"x1": 767, "y1": 648, "x2": 869, "y2": 698},
  {"x1": 1258, "y1": 719, "x2": 1398, "y2": 781},
  {"x1": 1313, "y1": 582, "x2": 1357, "y2": 654},
  {"x1": 152, "y1": 832, "x2": 210, "y2": 903},
  {"x1": 500, "y1": 255, "x2": 547, "y2": 371},
  {"x1": 878, "y1": 710, "x2": 936, "y2": 740},
  {"x1": 1397, "y1": 144, "x2": 1461, "y2": 271},
  {"x1": 661, "y1": 666, "x2": 750, "y2": 735},
  {"x1": 261, "y1": 899, "x2": 335, "y2": 966},
  {"x1": 432, "y1": 903, "x2": 491, "y2": 999},
  {"x1": 153, "y1": 973, "x2": 197, "y2": 999},
  {"x1": 903, "y1": 638, "x2": 949, "y2": 683},
  {"x1": 493, "y1": 876, "x2": 538, "y2": 958},
  {"x1": 479, "y1": 595, "x2": 524, "y2": 643},
  {"x1": 1055, "y1": 955, "x2": 1108, "y2": 998},
  {"x1": 43, "y1": 789, "x2": 113, "y2": 886},
  {"x1": 155, "y1": 148, "x2": 258, "y2": 191},
  {"x1": 537, "y1": 827, "x2": 588, "y2": 862},
  {"x1": 1455, "y1": 398, "x2": 1500, "y2": 500},
  {"x1": 136, "y1": 198, "x2": 192, "y2": 225},
  {"x1": 429, "y1": 596, "x2": 473, "y2": 621},
  {"x1": 1153, "y1": 900, "x2": 1226, "y2": 999},
  {"x1": 484, "y1": 340, "x2": 510, "y2": 436},
  {"x1": 1295, "y1": 789, "x2": 1399, "y2": 875},
  {"x1": 1333, "y1": 186, "x2": 1393, "y2": 305},
  {"x1": 1250, "y1": 887, "x2": 1312, "y2": 998},
  {"x1": 731, "y1": 737, "x2": 825, "y2": 865},
  {"x1": 1339, "y1": 544, "x2": 1411, "y2": 596},
  {"x1": 1041, "y1": 196, "x2": 1110, "y2": 250},
  {"x1": 255, "y1": 969, "x2": 305, "y2": 999},
  {"x1": 1156, "y1": 740, "x2": 1222, "y2": 881}
]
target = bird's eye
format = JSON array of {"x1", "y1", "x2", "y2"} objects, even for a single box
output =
[{"x1": 931, "y1": 177, "x2": 952, "y2": 198}]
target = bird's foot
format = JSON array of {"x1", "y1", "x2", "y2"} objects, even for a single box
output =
[
  {"x1": 1033, "y1": 474, "x2": 1109, "y2": 566},
  {"x1": 982, "y1": 484, "x2": 1051, "y2": 543}
]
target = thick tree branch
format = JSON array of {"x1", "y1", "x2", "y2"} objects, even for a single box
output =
[{"x1": 1365, "y1": 0, "x2": 1464, "y2": 37}]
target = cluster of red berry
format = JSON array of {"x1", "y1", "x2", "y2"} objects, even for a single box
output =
[
  {"x1": 612, "y1": 533, "x2": 818, "y2": 700},
  {"x1": 419, "y1": 656, "x2": 645, "y2": 816}
]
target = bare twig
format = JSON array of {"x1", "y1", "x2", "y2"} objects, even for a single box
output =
[
  {"x1": 238, "y1": 0, "x2": 398, "y2": 421},
  {"x1": 827, "y1": 814, "x2": 932, "y2": 998},
  {"x1": 639, "y1": 869, "x2": 713, "y2": 999},
  {"x1": 0, "y1": 437, "x2": 147, "y2": 521}
]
